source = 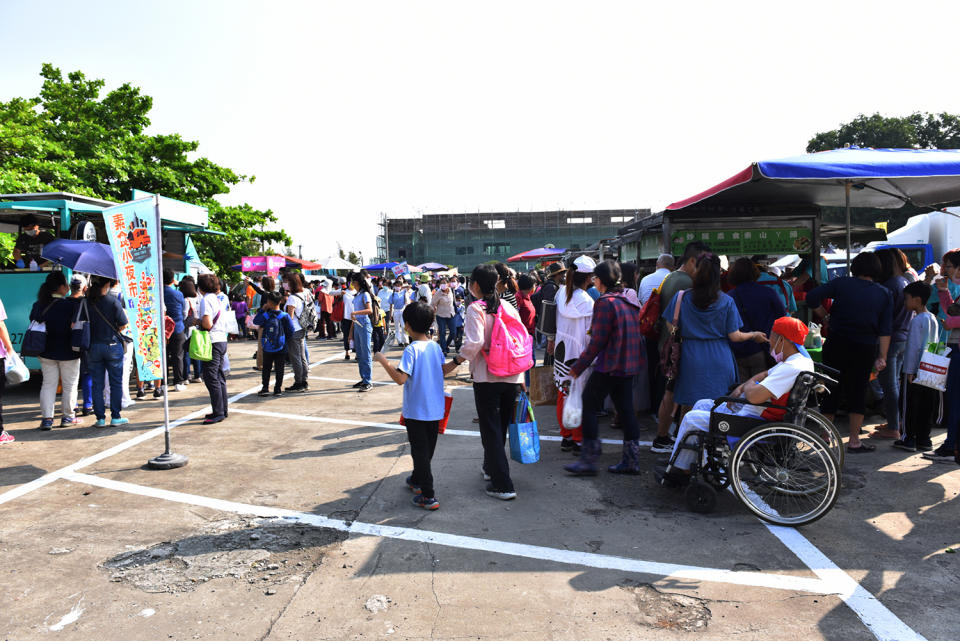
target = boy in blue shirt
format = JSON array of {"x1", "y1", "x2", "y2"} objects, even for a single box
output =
[
  {"x1": 374, "y1": 301, "x2": 459, "y2": 510},
  {"x1": 253, "y1": 292, "x2": 295, "y2": 397},
  {"x1": 896, "y1": 281, "x2": 942, "y2": 452}
]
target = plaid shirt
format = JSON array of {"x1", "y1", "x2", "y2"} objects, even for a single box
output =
[{"x1": 571, "y1": 291, "x2": 644, "y2": 377}]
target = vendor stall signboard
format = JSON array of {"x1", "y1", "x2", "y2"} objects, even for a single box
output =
[
  {"x1": 103, "y1": 197, "x2": 164, "y2": 381},
  {"x1": 241, "y1": 255, "x2": 285, "y2": 275},
  {"x1": 670, "y1": 227, "x2": 812, "y2": 256}
]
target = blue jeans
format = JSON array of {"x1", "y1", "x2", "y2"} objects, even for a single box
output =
[
  {"x1": 944, "y1": 347, "x2": 960, "y2": 450},
  {"x1": 436, "y1": 316, "x2": 455, "y2": 353},
  {"x1": 89, "y1": 342, "x2": 124, "y2": 420},
  {"x1": 79, "y1": 354, "x2": 93, "y2": 409},
  {"x1": 354, "y1": 319, "x2": 373, "y2": 384},
  {"x1": 878, "y1": 340, "x2": 906, "y2": 434}
]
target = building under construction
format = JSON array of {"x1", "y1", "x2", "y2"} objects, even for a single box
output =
[{"x1": 376, "y1": 209, "x2": 649, "y2": 272}]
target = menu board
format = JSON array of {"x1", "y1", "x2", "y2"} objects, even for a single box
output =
[{"x1": 670, "y1": 227, "x2": 812, "y2": 256}]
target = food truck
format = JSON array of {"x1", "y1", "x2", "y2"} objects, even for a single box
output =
[{"x1": 0, "y1": 191, "x2": 213, "y2": 368}]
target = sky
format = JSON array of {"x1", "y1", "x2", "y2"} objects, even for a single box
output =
[{"x1": 4, "y1": 0, "x2": 960, "y2": 263}]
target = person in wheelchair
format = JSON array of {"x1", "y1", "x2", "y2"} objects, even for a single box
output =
[{"x1": 664, "y1": 316, "x2": 814, "y2": 481}]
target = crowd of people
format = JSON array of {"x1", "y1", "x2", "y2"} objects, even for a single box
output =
[{"x1": 1, "y1": 243, "x2": 958, "y2": 510}]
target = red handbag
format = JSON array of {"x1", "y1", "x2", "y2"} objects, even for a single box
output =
[
  {"x1": 164, "y1": 315, "x2": 176, "y2": 339},
  {"x1": 638, "y1": 289, "x2": 662, "y2": 338}
]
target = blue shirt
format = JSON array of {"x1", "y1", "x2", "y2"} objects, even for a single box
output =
[
  {"x1": 89, "y1": 294, "x2": 128, "y2": 345},
  {"x1": 806, "y1": 277, "x2": 893, "y2": 345},
  {"x1": 398, "y1": 340, "x2": 445, "y2": 421},
  {"x1": 353, "y1": 292, "x2": 372, "y2": 327},
  {"x1": 164, "y1": 285, "x2": 185, "y2": 334},
  {"x1": 587, "y1": 286, "x2": 601, "y2": 301},
  {"x1": 729, "y1": 281, "x2": 787, "y2": 357}
]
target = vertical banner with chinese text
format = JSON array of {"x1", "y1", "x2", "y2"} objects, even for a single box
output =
[{"x1": 103, "y1": 197, "x2": 164, "y2": 381}]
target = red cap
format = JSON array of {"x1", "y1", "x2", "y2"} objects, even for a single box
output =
[{"x1": 772, "y1": 317, "x2": 808, "y2": 345}]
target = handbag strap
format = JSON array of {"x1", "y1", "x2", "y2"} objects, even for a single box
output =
[
  {"x1": 36, "y1": 299, "x2": 57, "y2": 322},
  {"x1": 74, "y1": 298, "x2": 88, "y2": 323},
  {"x1": 672, "y1": 289, "x2": 686, "y2": 327}
]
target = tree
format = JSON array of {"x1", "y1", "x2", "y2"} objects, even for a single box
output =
[
  {"x1": 0, "y1": 64, "x2": 290, "y2": 274},
  {"x1": 337, "y1": 243, "x2": 362, "y2": 266},
  {"x1": 807, "y1": 112, "x2": 960, "y2": 152}
]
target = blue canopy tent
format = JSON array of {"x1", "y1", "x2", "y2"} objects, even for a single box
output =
[
  {"x1": 667, "y1": 147, "x2": 960, "y2": 270},
  {"x1": 362, "y1": 262, "x2": 399, "y2": 270}
]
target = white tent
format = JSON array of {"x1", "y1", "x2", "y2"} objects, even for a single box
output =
[{"x1": 317, "y1": 256, "x2": 360, "y2": 271}]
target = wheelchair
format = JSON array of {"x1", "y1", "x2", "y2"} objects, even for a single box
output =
[{"x1": 657, "y1": 365, "x2": 843, "y2": 527}]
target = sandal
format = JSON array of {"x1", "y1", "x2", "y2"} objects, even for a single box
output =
[{"x1": 847, "y1": 443, "x2": 876, "y2": 453}]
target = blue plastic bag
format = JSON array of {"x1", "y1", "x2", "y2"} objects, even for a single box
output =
[{"x1": 509, "y1": 391, "x2": 540, "y2": 464}]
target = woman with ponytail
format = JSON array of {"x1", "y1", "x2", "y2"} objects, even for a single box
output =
[
  {"x1": 565, "y1": 260, "x2": 645, "y2": 476},
  {"x1": 31, "y1": 271, "x2": 81, "y2": 430},
  {"x1": 453, "y1": 263, "x2": 524, "y2": 500},
  {"x1": 663, "y1": 253, "x2": 767, "y2": 413},
  {"x1": 494, "y1": 262, "x2": 519, "y2": 309}
]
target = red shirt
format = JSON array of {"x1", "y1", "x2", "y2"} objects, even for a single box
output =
[{"x1": 516, "y1": 291, "x2": 536, "y2": 335}]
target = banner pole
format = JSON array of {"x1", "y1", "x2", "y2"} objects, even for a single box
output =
[{"x1": 148, "y1": 195, "x2": 188, "y2": 470}]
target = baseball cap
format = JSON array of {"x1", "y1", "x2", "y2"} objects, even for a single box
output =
[
  {"x1": 573, "y1": 255, "x2": 597, "y2": 274},
  {"x1": 70, "y1": 273, "x2": 87, "y2": 289},
  {"x1": 772, "y1": 317, "x2": 809, "y2": 352}
]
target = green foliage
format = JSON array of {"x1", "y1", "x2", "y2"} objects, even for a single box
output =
[
  {"x1": 337, "y1": 243, "x2": 362, "y2": 266},
  {"x1": 807, "y1": 112, "x2": 960, "y2": 152},
  {"x1": 0, "y1": 233, "x2": 15, "y2": 265},
  {"x1": 0, "y1": 64, "x2": 288, "y2": 275}
]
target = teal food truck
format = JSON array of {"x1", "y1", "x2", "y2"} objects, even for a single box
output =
[{"x1": 0, "y1": 191, "x2": 212, "y2": 369}]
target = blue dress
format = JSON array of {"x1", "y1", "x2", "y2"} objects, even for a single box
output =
[{"x1": 663, "y1": 291, "x2": 742, "y2": 406}]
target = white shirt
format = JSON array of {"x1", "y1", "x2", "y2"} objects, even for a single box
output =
[
  {"x1": 638, "y1": 268, "x2": 670, "y2": 305},
  {"x1": 738, "y1": 352, "x2": 814, "y2": 417},
  {"x1": 286, "y1": 293, "x2": 304, "y2": 332},
  {"x1": 199, "y1": 293, "x2": 228, "y2": 343},
  {"x1": 343, "y1": 290, "x2": 355, "y2": 321}
]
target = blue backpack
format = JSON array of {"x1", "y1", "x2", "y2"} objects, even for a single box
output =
[{"x1": 261, "y1": 312, "x2": 286, "y2": 353}]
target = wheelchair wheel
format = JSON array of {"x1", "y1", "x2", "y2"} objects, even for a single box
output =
[
  {"x1": 685, "y1": 479, "x2": 717, "y2": 514},
  {"x1": 730, "y1": 423, "x2": 839, "y2": 527},
  {"x1": 800, "y1": 410, "x2": 844, "y2": 469}
]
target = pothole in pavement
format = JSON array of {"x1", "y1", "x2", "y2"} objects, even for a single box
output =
[
  {"x1": 101, "y1": 517, "x2": 347, "y2": 593},
  {"x1": 620, "y1": 582, "x2": 712, "y2": 632}
]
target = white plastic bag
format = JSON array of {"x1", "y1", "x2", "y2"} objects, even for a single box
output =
[
  {"x1": 562, "y1": 372, "x2": 586, "y2": 428},
  {"x1": 914, "y1": 347, "x2": 951, "y2": 392},
  {"x1": 4, "y1": 351, "x2": 30, "y2": 385},
  {"x1": 805, "y1": 322, "x2": 823, "y2": 349},
  {"x1": 222, "y1": 311, "x2": 240, "y2": 336}
]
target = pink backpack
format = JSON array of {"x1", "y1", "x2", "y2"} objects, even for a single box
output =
[{"x1": 474, "y1": 300, "x2": 534, "y2": 377}]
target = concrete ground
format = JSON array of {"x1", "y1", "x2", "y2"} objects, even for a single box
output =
[{"x1": 0, "y1": 335, "x2": 957, "y2": 641}]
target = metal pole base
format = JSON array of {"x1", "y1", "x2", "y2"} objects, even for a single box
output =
[{"x1": 147, "y1": 452, "x2": 189, "y2": 470}]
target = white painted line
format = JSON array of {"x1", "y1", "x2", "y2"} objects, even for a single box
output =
[
  {"x1": 229, "y1": 407, "x2": 653, "y2": 447},
  {"x1": 0, "y1": 355, "x2": 339, "y2": 507},
  {"x1": 309, "y1": 376, "x2": 395, "y2": 386},
  {"x1": 64, "y1": 472, "x2": 831, "y2": 596}
]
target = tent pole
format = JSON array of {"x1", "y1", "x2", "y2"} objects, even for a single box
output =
[{"x1": 845, "y1": 181, "x2": 852, "y2": 273}]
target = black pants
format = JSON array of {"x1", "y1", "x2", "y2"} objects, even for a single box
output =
[
  {"x1": 262, "y1": 350, "x2": 286, "y2": 392},
  {"x1": 167, "y1": 330, "x2": 186, "y2": 384},
  {"x1": 203, "y1": 342, "x2": 229, "y2": 418},
  {"x1": 319, "y1": 311, "x2": 337, "y2": 338},
  {"x1": 341, "y1": 319, "x2": 353, "y2": 353},
  {"x1": 405, "y1": 418, "x2": 440, "y2": 498},
  {"x1": 372, "y1": 325, "x2": 385, "y2": 353},
  {"x1": 820, "y1": 337, "x2": 876, "y2": 416},
  {"x1": 473, "y1": 382, "x2": 520, "y2": 492},
  {"x1": 904, "y1": 382, "x2": 939, "y2": 445},
  {"x1": 645, "y1": 335, "x2": 664, "y2": 415},
  {"x1": 581, "y1": 371, "x2": 639, "y2": 441}
]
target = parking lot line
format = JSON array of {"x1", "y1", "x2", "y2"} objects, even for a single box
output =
[
  {"x1": 309, "y1": 376, "x2": 395, "y2": 386},
  {"x1": 63, "y1": 471, "x2": 831, "y2": 596},
  {"x1": 229, "y1": 407, "x2": 653, "y2": 447}
]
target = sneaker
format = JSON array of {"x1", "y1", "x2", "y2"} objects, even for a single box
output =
[
  {"x1": 480, "y1": 467, "x2": 491, "y2": 482},
  {"x1": 121, "y1": 398, "x2": 136, "y2": 409},
  {"x1": 190, "y1": 377, "x2": 202, "y2": 384},
  {"x1": 352, "y1": 381, "x2": 365, "y2": 389},
  {"x1": 922, "y1": 445, "x2": 956, "y2": 463},
  {"x1": 136, "y1": 389, "x2": 146, "y2": 399},
  {"x1": 273, "y1": 389, "x2": 283, "y2": 397},
  {"x1": 892, "y1": 438, "x2": 916, "y2": 452},
  {"x1": 413, "y1": 495, "x2": 439, "y2": 510},
  {"x1": 358, "y1": 383, "x2": 373, "y2": 392},
  {"x1": 154, "y1": 387, "x2": 164, "y2": 398},
  {"x1": 917, "y1": 441, "x2": 934, "y2": 453},
  {"x1": 81, "y1": 406, "x2": 94, "y2": 416},
  {"x1": 95, "y1": 419, "x2": 107, "y2": 428},
  {"x1": 202, "y1": 415, "x2": 225, "y2": 425},
  {"x1": 284, "y1": 383, "x2": 303, "y2": 392},
  {"x1": 0, "y1": 431, "x2": 15, "y2": 444},
  {"x1": 181, "y1": 379, "x2": 189, "y2": 386},
  {"x1": 39, "y1": 418, "x2": 54, "y2": 431},
  {"x1": 344, "y1": 354, "x2": 351, "y2": 361},
  {"x1": 560, "y1": 438, "x2": 574, "y2": 452},
  {"x1": 174, "y1": 384, "x2": 186, "y2": 392},
  {"x1": 59, "y1": 416, "x2": 81, "y2": 428},
  {"x1": 485, "y1": 483, "x2": 517, "y2": 500},
  {"x1": 111, "y1": 418, "x2": 129, "y2": 426},
  {"x1": 257, "y1": 388, "x2": 271, "y2": 397},
  {"x1": 405, "y1": 475, "x2": 422, "y2": 494},
  {"x1": 650, "y1": 435, "x2": 675, "y2": 454}
]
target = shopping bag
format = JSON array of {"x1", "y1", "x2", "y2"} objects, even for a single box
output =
[
  {"x1": 562, "y1": 373, "x2": 586, "y2": 428},
  {"x1": 914, "y1": 345, "x2": 950, "y2": 392},
  {"x1": 438, "y1": 389, "x2": 453, "y2": 434},
  {"x1": 222, "y1": 312, "x2": 240, "y2": 336},
  {"x1": 4, "y1": 351, "x2": 30, "y2": 385},
  {"x1": 189, "y1": 329, "x2": 213, "y2": 362},
  {"x1": 509, "y1": 391, "x2": 540, "y2": 464},
  {"x1": 164, "y1": 314, "x2": 176, "y2": 340},
  {"x1": 528, "y1": 365, "x2": 557, "y2": 406},
  {"x1": 71, "y1": 299, "x2": 91, "y2": 352}
]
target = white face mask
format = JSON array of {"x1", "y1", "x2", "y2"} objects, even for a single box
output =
[
  {"x1": 440, "y1": 284, "x2": 448, "y2": 291},
  {"x1": 770, "y1": 336, "x2": 785, "y2": 364},
  {"x1": 25, "y1": 228, "x2": 38, "y2": 237}
]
